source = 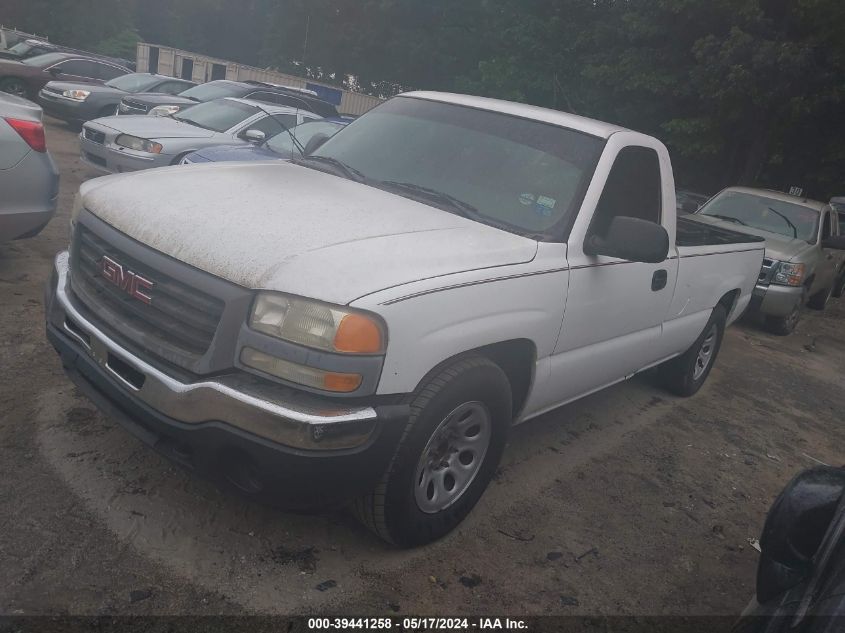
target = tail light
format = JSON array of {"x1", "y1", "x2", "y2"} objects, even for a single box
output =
[{"x1": 4, "y1": 117, "x2": 47, "y2": 153}]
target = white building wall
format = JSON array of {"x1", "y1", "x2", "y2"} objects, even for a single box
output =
[{"x1": 137, "y1": 42, "x2": 383, "y2": 115}]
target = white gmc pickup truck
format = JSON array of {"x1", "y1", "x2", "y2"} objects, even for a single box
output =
[{"x1": 46, "y1": 92, "x2": 765, "y2": 546}]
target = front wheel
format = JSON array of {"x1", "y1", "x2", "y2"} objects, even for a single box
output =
[
  {"x1": 0, "y1": 77, "x2": 29, "y2": 99},
  {"x1": 659, "y1": 304, "x2": 727, "y2": 397},
  {"x1": 807, "y1": 284, "x2": 833, "y2": 310},
  {"x1": 352, "y1": 355, "x2": 512, "y2": 547}
]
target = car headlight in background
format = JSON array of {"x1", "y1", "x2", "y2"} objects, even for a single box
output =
[
  {"x1": 115, "y1": 134, "x2": 163, "y2": 154},
  {"x1": 249, "y1": 292, "x2": 386, "y2": 354},
  {"x1": 772, "y1": 262, "x2": 806, "y2": 287},
  {"x1": 149, "y1": 104, "x2": 182, "y2": 117},
  {"x1": 62, "y1": 89, "x2": 90, "y2": 101}
]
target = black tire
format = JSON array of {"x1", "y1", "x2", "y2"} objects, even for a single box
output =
[
  {"x1": 171, "y1": 152, "x2": 192, "y2": 166},
  {"x1": 659, "y1": 304, "x2": 727, "y2": 397},
  {"x1": 0, "y1": 77, "x2": 29, "y2": 99},
  {"x1": 833, "y1": 270, "x2": 845, "y2": 298},
  {"x1": 807, "y1": 284, "x2": 833, "y2": 310},
  {"x1": 352, "y1": 355, "x2": 512, "y2": 547}
]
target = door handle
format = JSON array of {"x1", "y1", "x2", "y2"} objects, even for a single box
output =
[{"x1": 652, "y1": 269, "x2": 668, "y2": 291}]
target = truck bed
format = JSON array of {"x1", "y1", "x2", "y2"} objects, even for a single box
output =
[{"x1": 676, "y1": 215, "x2": 765, "y2": 247}]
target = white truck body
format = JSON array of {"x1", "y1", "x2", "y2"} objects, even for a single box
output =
[{"x1": 46, "y1": 91, "x2": 765, "y2": 545}]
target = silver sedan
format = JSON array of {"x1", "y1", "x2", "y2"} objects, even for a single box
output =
[
  {"x1": 79, "y1": 97, "x2": 322, "y2": 173},
  {"x1": 0, "y1": 92, "x2": 59, "y2": 241}
]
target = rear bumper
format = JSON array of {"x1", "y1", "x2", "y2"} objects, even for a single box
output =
[
  {"x1": 0, "y1": 150, "x2": 59, "y2": 241},
  {"x1": 45, "y1": 252, "x2": 408, "y2": 509},
  {"x1": 751, "y1": 283, "x2": 804, "y2": 317}
]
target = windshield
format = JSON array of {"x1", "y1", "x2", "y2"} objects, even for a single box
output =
[
  {"x1": 311, "y1": 97, "x2": 603, "y2": 237},
  {"x1": 178, "y1": 81, "x2": 243, "y2": 102},
  {"x1": 172, "y1": 99, "x2": 257, "y2": 132},
  {"x1": 22, "y1": 52, "x2": 65, "y2": 67},
  {"x1": 267, "y1": 120, "x2": 345, "y2": 158},
  {"x1": 7, "y1": 41, "x2": 38, "y2": 56},
  {"x1": 105, "y1": 73, "x2": 162, "y2": 93},
  {"x1": 699, "y1": 191, "x2": 820, "y2": 242}
]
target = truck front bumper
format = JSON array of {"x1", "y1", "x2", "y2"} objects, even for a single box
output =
[
  {"x1": 45, "y1": 252, "x2": 408, "y2": 509},
  {"x1": 750, "y1": 283, "x2": 804, "y2": 318}
]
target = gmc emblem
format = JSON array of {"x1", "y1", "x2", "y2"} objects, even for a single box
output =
[{"x1": 100, "y1": 255, "x2": 154, "y2": 305}]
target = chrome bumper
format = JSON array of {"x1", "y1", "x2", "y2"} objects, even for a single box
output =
[{"x1": 47, "y1": 251, "x2": 380, "y2": 450}]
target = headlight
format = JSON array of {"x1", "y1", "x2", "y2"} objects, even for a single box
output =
[
  {"x1": 149, "y1": 105, "x2": 181, "y2": 117},
  {"x1": 772, "y1": 262, "x2": 806, "y2": 287},
  {"x1": 62, "y1": 89, "x2": 90, "y2": 101},
  {"x1": 240, "y1": 348, "x2": 363, "y2": 393},
  {"x1": 115, "y1": 134, "x2": 163, "y2": 154},
  {"x1": 249, "y1": 292, "x2": 386, "y2": 354}
]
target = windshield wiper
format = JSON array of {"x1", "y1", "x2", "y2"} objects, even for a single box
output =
[
  {"x1": 378, "y1": 181, "x2": 481, "y2": 218},
  {"x1": 294, "y1": 155, "x2": 365, "y2": 181},
  {"x1": 707, "y1": 213, "x2": 748, "y2": 226},
  {"x1": 174, "y1": 118, "x2": 209, "y2": 130},
  {"x1": 767, "y1": 207, "x2": 798, "y2": 239}
]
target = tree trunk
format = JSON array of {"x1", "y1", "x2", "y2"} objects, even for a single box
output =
[{"x1": 737, "y1": 116, "x2": 771, "y2": 186}]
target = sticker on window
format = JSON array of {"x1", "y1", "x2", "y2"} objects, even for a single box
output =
[
  {"x1": 534, "y1": 196, "x2": 556, "y2": 217},
  {"x1": 519, "y1": 193, "x2": 536, "y2": 206}
]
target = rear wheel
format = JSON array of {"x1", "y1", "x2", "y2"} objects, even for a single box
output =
[
  {"x1": 352, "y1": 355, "x2": 512, "y2": 547},
  {"x1": 0, "y1": 77, "x2": 29, "y2": 99},
  {"x1": 659, "y1": 304, "x2": 727, "y2": 396}
]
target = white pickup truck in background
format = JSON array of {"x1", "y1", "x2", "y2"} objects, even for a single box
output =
[{"x1": 46, "y1": 92, "x2": 764, "y2": 546}]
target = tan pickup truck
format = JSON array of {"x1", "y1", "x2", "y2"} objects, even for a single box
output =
[{"x1": 695, "y1": 187, "x2": 845, "y2": 335}]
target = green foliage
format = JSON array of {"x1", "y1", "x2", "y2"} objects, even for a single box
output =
[
  {"x1": 1, "y1": 0, "x2": 843, "y2": 197},
  {"x1": 95, "y1": 27, "x2": 141, "y2": 59}
]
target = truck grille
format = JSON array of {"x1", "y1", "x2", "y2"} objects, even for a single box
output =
[
  {"x1": 83, "y1": 127, "x2": 106, "y2": 145},
  {"x1": 42, "y1": 85, "x2": 63, "y2": 96},
  {"x1": 758, "y1": 258, "x2": 776, "y2": 286},
  {"x1": 119, "y1": 99, "x2": 148, "y2": 115},
  {"x1": 69, "y1": 225, "x2": 224, "y2": 359}
]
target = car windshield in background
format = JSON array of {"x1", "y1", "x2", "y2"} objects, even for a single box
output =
[
  {"x1": 105, "y1": 73, "x2": 162, "y2": 93},
  {"x1": 312, "y1": 97, "x2": 603, "y2": 237},
  {"x1": 177, "y1": 81, "x2": 243, "y2": 102},
  {"x1": 267, "y1": 120, "x2": 344, "y2": 157},
  {"x1": 7, "y1": 41, "x2": 37, "y2": 56},
  {"x1": 699, "y1": 191, "x2": 819, "y2": 242},
  {"x1": 21, "y1": 52, "x2": 65, "y2": 67},
  {"x1": 172, "y1": 99, "x2": 257, "y2": 132}
]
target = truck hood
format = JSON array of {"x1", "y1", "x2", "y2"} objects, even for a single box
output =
[
  {"x1": 79, "y1": 162, "x2": 538, "y2": 304},
  {"x1": 691, "y1": 214, "x2": 813, "y2": 261},
  {"x1": 91, "y1": 114, "x2": 216, "y2": 139}
]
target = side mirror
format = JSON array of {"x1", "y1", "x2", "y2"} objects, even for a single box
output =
[
  {"x1": 584, "y1": 216, "x2": 669, "y2": 263},
  {"x1": 821, "y1": 235, "x2": 845, "y2": 250},
  {"x1": 48, "y1": 67, "x2": 61, "y2": 76},
  {"x1": 303, "y1": 133, "x2": 330, "y2": 156},
  {"x1": 243, "y1": 129, "x2": 266, "y2": 144},
  {"x1": 756, "y1": 467, "x2": 845, "y2": 603}
]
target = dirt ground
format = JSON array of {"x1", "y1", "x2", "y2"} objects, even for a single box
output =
[{"x1": 1, "y1": 118, "x2": 844, "y2": 617}]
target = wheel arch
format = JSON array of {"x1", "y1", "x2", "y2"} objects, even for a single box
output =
[
  {"x1": 409, "y1": 338, "x2": 537, "y2": 419},
  {"x1": 717, "y1": 289, "x2": 741, "y2": 320}
]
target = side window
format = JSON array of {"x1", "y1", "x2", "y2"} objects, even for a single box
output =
[
  {"x1": 94, "y1": 62, "x2": 125, "y2": 80},
  {"x1": 157, "y1": 81, "x2": 191, "y2": 95},
  {"x1": 589, "y1": 146, "x2": 662, "y2": 238},
  {"x1": 242, "y1": 114, "x2": 298, "y2": 139},
  {"x1": 838, "y1": 211, "x2": 845, "y2": 235},
  {"x1": 54, "y1": 60, "x2": 97, "y2": 78}
]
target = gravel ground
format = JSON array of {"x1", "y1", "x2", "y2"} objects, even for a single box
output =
[{"x1": 1, "y1": 117, "x2": 844, "y2": 617}]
